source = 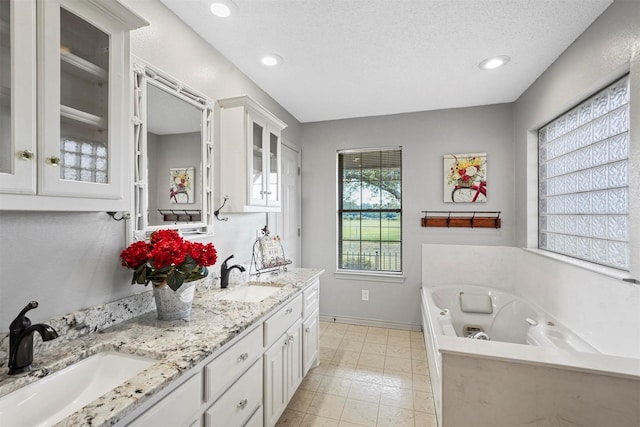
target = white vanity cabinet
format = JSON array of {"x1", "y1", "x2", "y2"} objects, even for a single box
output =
[
  {"x1": 301, "y1": 279, "x2": 320, "y2": 376},
  {"x1": 219, "y1": 96, "x2": 287, "y2": 213},
  {"x1": 0, "y1": 0, "x2": 146, "y2": 211}
]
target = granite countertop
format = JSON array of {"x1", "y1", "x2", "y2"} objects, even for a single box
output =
[{"x1": 0, "y1": 268, "x2": 324, "y2": 427}]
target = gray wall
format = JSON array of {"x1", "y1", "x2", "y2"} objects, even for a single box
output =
[
  {"x1": 300, "y1": 104, "x2": 515, "y2": 327},
  {"x1": 0, "y1": 0, "x2": 301, "y2": 327}
]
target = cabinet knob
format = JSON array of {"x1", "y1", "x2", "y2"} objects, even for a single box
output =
[
  {"x1": 237, "y1": 352, "x2": 248, "y2": 362},
  {"x1": 237, "y1": 398, "x2": 248, "y2": 409},
  {"x1": 285, "y1": 308, "x2": 293, "y2": 315},
  {"x1": 305, "y1": 327, "x2": 311, "y2": 333},
  {"x1": 46, "y1": 156, "x2": 61, "y2": 167},
  {"x1": 18, "y1": 150, "x2": 34, "y2": 160}
]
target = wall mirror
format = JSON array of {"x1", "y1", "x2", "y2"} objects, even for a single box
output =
[{"x1": 132, "y1": 59, "x2": 213, "y2": 240}]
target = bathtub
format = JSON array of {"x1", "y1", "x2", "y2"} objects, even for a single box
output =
[{"x1": 421, "y1": 284, "x2": 640, "y2": 426}]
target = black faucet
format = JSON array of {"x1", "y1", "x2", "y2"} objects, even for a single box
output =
[
  {"x1": 220, "y1": 255, "x2": 246, "y2": 288},
  {"x1": 8, "y1": 301, "x2": 59, "y2": 375}
]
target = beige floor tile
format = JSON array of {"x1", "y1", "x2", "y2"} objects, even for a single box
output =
[
  {"x1": 412, "y1": 390, "x2": 435, "y2": 414},
  {"x1": 318, "y1": 376, "x2": 353, "y2": 398},
  {"x1": 300, "y1": 373, "x2": 325, "y2": 392},
  {"x1": 388, "y1": 329, "x2": 411, "y2": 338},
  {"x1": 314, "y1": 362, "x2": 356, "y2": 379},
  {"x1": 410, "y1": 340, "x2": 426, "y2": 351},
  {"x1": 338, "y1": 422, "x2": 365, "y2": 427},
  {"x1": 380, "y1": 385, "x2": 414, "y2": 410},
  {"x1": 321, "y1": 336, "x2": 344, "y2": 349},
  {"x1": 332, "y1": 350, "x2": 361, "y2": 366},
  {"x1": 411, "y1": 374, "x2": 431, "y2": 392},
  {"x1": 301, "y1": 414, "x2": 341, "y2": 427},
  {"x1": 353, "y1": 365, "x2": 385, "y2": 385},
  {"x1": 364, "y1": 334, "x2": 388, "y2": 345},
  {"x1": 387, "y1": 336, "x2": 411, "y2": 348},
  {"x1": 338, "y1": 338, "x2": 365, "y2": 352},
  {"x1": 357, "y1": 353, "x2": 386, "y2": 369},
  {"x1": 361, "y1": 342, "x2": 387, "y2": 356},
  {"x1": 320, "y1": 347, "x2": 337, "y2": 362},
  {"x1": 346, "y1": 324, "x2": 369, "y2": 334},
  {"x1": 323, "y1": 329, "x2": 347, "y2": 339},
  {"x1": 381, "y1": 369, "x2": 413, "y2": 389},
  {"x1": 340, "y1": 398, "x2": 379, "y2": 426},
  {"x1": 377, "y1": 404, "x2": 415, "y2": 427},
  {"x1": 306, "y1": 393, "x2": 347, "y2": 420},
  {"x1": 367, "y1": 327, "x2": 389, "y2": 336},
  {"x1": 411, "y1": 347, "x2": 427, "y2": 361},
  {"x1": 276, "y1": 409, "x2": 305, "y2": 427},
  {"x1": 410, "y1": 330, "x2": 424, "y2": 340},
  {"x1": 386, "y1": 345, "x2": 411, "y2": 359},
  {"x1": 327, "y1": 322, "x2": 350, "y2": 331},
  {"x1": 288, "y1": 389, "x2": 316, "y2": 412},
  {"x1": 348, "y1": 380, "x2": 383, "y2": 403},
  {"x1": 411, "y1": 359, "x2": 429, "y2": 375},
  {"x1": 414, "y1": 410, "x2": 438, "y2": 427},
  {"x1": 384, "y1": 356, "x2": 412, "y2": 373}
]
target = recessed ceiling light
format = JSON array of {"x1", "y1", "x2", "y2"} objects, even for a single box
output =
[
  {"x1": 261, "y1": 54, "x2": 283, "y2": 67},
  {"x1": 478, "y1": 55, "x2": 510, "y2": 70},
  {"x1": 210, "y1": 1, "x2": 236, "y2": 18}
]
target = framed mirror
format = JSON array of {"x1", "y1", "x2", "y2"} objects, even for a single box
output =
[{"x1": 132, "y1": 59, "x2": 213, "y2": 240}]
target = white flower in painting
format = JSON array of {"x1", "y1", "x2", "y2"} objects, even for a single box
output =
[{"x1": 466, "y1": 166, "x2": 477, "y2": 177}]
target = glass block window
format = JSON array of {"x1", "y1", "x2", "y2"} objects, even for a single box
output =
[
  {"x1": 60, "y1": 137, "x2": 108, "y2": 184},
  {"x1": 338, "y1": 148, "x2": 402, "y2": 273},
  {"x1": 538, "y1": 75, "x2": 629, "y2": 270}
]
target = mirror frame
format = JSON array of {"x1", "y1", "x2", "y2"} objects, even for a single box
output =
[{"x1": 131, "y1": 58, "x2": 214, "y2": 240}]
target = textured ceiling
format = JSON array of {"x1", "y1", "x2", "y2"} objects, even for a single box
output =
[{"x1": 160, "y1": 0, "x2": 613, "y2": 123}]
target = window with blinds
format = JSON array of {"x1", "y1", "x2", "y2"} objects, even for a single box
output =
[
  {"x1": 538, "y1": 75, "x2": 629, "y2": 270},
  {"x1": 338, "y1": 148, "x2": 402, "y2": 273}
]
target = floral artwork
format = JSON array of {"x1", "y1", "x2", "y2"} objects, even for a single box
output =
[
  {"x1": 169, "y1": 167, "x2": 194, "y2": 204},
  {"x1": 443, "y1": 153, "x2": 487, "y2": 203}
]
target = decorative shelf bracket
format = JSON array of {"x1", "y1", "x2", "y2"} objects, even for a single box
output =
[{"x1": 421, "y1": 210, "x2": 501, "y2": 229}]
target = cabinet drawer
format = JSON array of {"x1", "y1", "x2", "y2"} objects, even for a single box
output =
[
  {"x1": 131, "y1": 372, "x2": 201, "y2": 426},
  {"x1": 204, "y1": 324, "x2": 263, "y2": 403},
  {"x1": 245, "y1": 406, "x2": 263, "y2": 427},
  {"x1": 264, "y1": 295, "x2": 302, "y2": 348},
  {"x1": 302, "y1": 279, "x2": 319, "y2": 319},
  {"x1": 204, "y1": 360, "x2": 262, "y2": 427}
]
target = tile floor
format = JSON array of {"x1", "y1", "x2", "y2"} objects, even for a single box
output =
[{"x1": 275, "y1": 321, "x2": 438, "y2": 427}]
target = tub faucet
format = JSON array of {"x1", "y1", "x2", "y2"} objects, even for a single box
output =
[
  {"x1": 8, "y1": 301, "x2": 59, "y2": 375},
  {"x1": 220, "y1": 255, "x2": 246, "y2": 288}
]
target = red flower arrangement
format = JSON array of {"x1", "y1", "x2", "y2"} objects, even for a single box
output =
[{"x1": 120, "y1": 229, "x2": 217, "y2": 291}]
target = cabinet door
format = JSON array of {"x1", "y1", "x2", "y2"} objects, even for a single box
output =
[
  {"x1": 247, "y1": 112, "x2": 267, "y2": 207},
  {"x1": 265, "y1": 128, "x2": 281, "y2": 207},
  {"x1": 38, "y1": 0, "x2": 126, "y2": 199},
  {"x1": 0, "y1": 0, "x2": 37, "y2": 194},
  {"x1": 302, "y1": 309, "x2": 319, "y2": 376},
  {"x1": 263, "y1": 334, "x2": 288, "y2": 427},
  {"x1": 286, "y1": 321, "x2": 303, "y2": 399}
]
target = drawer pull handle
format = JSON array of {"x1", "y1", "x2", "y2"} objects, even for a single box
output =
[
  {"x1": 285, "y1": 308, "x2": 293, "y2": 314},
  {"x1": 305, "y1": 327, "x2": 310, "y2": 333},
  {"x1": 237, "y1": 399, "x2": 248, "y2": 409},
  {"x1": 237, "y1": 352, "x2": 248, "y2": 362},
  {"x1": 288, "y1": 336, "x2": 294, "y2": 343}
]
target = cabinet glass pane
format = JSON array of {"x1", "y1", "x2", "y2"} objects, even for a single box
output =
[
  {"x1": 0, "y1": 0, "x2": 11, "y2": 174},
  {"x1": 268, "y1": 132, "x2": 278, "y2": 200},
  {"x1": 252, "y1": 122, "x2": 264, "y2": 200},
  {"x1": 59, "y1": 7, "x2": 109, "y2": 183}
]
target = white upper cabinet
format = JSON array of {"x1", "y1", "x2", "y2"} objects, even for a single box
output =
[
  {"x1": 0, "y1": 0, "x2": 147, "y2": 211},
  {"x1": 219, "y1": 96, "x2": 287, "y2": 213}
]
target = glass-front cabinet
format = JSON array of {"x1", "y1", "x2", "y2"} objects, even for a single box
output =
[
  {"x1": 219, "y1": 96, "x2": 286, "y2": 213},
  {"x1": 0, "y1": 0, "x2": 147, "y2": 210}
]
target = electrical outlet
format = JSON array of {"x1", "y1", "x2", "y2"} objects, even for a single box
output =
[{"x1": 361, "y1": 289, "x2": 369, "y2": 301}]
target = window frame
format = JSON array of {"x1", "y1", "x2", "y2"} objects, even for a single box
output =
[
  {"x1": 337, "y1": 147, "x2": 403, "y2": 275},
  {"x1": 537, "y1": 74, "x2": 630, "y2": 272}
]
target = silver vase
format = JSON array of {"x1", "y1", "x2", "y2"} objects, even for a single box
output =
[{"x1": 152, "y1": 280, "x2": 197, "y2": 321}]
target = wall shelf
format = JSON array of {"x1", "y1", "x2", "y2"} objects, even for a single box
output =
[
  {"x1": 158, "y1": 209, "x2": 202, "y2": 223},
  {"x1": 421, "y1": 211, "x2": 501, "y2": 229}
]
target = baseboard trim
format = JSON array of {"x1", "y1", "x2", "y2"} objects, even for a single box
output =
[{"x1": 319, "y1": 313, "x2": 422, "y2": 331}]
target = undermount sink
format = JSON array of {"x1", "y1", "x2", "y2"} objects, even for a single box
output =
[
  {"x1": 219, "y1": 284, "x2": 284, "y2": 303},
  {"x1": 0, "y1": 351, "x2": 157, "y2": 427}
]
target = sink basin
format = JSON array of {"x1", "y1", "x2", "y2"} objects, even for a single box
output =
[
  {"x1": 0, "y1": 351, "x2": 157, "y2": 427},
  {"x1": 219, "y1": 285, "x2": 282, "y2": 303}
]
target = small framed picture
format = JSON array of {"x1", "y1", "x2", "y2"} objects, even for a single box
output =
[
  {"x1": 444, "y1": 153, "x2": 487, "y2": 203},
  {"x1": 169, "y1": 167, "x2": 195, "y2": 204}
]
